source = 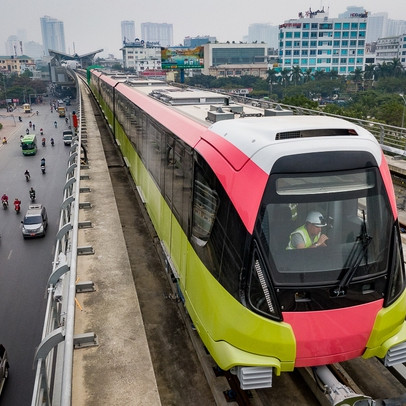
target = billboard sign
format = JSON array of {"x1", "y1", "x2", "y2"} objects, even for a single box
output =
[{"x1": 161, "y1": 46, "x2": 204, "y2": 69}]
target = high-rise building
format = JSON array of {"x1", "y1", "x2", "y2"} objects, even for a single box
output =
[
  {"x1": 141, "y1": 23, "x2": 173, "y2": 47},
  {"x1": 121, "y1": 20, "x2": 135, "y2": 44},
  {"x1": 279, "y1": 8, "x2": 367, "y2": 75},
  {"x1": 5, "y1": 35, "x2": 23, "y2": 57},
  {"x1": 24, "y1": 41, "x2": 44, "y2": 60},
  {"x1": 247, "y1": 24, "x2": 279, "y2": 49},
  {"x1": 386, "y1": 19, "x2": 406, "y2": 37},
  {"x1": 183, "y1": 35, "x2": 216, "y2": 48},
  {"x1": 40, "y1": 15, "x2": 66, "y2": 56},
  {"x1": 366, "y1": 13, "x2": 387, "y2": 43}
]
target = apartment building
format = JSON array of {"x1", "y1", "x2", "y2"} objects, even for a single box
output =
[{"x1": 278, "y1": 8, "x2": 367, "y2": 75}]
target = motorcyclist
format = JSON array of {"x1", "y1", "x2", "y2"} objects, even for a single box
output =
[
  {"x1": 24, "y1": 169, "x2": 30, "y2": 180},
  {"x1": 50, "y1": 137, "x2": 54, "y2": 146},
  {"x1": 14, "y1": 197, "x2": 21, "y2": 212},
  {"x1": 29, "y1": 187, "x2": 36, "y2": 201},
  {"x1": 2, "y1": 137, "x2": 6, "y2": 144},
  {"x1": 54, "y1": 121, "x2": 57, "y2": 128},
  {"x1": 42, "y1": 137, "x2": 46, "y2": 146},
  {"x1": 40, "y1": 128, "x2": 44, "y2": 135},
  {"x1": 1, "y1": 193, "x2": 8, "y2": 206},
  {"x1": 41, "y1": 158, "x2": 46, "y2": 174}
]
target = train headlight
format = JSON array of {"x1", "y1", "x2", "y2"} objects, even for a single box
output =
[{"x1": 247, "y1": 244, "x2": 281, "y2": 320}]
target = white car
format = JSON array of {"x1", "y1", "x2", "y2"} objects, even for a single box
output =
[{"x1": 21, "y1": 204, "x2": 48, "y2": 238}]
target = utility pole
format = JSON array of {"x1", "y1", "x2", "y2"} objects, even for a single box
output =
[{"x1": 400, "y1": 93, "x2": 406, "y2": 129}]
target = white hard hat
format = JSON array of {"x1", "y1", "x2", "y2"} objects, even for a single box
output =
[{"x1": 306, "y1": 211, "x2": 326, "y2": 227}]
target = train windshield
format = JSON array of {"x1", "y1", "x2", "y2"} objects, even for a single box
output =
[{"x1": 257, "y1": 168, "x2": 393, "y2": 286}]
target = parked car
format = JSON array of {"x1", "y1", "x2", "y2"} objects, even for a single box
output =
[
  {"x1": 0, "y1": 344, "x2": 9, "y2": 395},
  {"x1": 21, "y1": 204, "x2": 48, "y2": 238}
]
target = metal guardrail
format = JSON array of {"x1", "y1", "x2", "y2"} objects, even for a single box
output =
[
  {"x1": 230, "y1": 95, "x2": 406, "y2": 157},
  {"x1": 31, "y1": 74, "x2": 82, "y2": 406}
]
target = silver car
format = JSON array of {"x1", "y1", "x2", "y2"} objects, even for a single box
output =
[{"x1": 21, "y1": 204, "x2": 48, "y2": 238}]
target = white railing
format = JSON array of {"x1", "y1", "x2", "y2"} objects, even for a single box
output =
[{"x1": 31, "y1": 72, "x2": 82, "y2": 406}]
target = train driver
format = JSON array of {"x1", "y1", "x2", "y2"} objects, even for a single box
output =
[{"x1": 287, "y1": 211, "x2": 328, "y2": 249}]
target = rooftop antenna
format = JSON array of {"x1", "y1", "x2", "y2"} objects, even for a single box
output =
[{"x1": 73, "y1": 42, "x2": 76, "y2": 54}]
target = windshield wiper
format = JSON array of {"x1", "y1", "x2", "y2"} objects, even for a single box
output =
[{"x1": 334, "y1": 210, "x2": 372, "y2": 296}]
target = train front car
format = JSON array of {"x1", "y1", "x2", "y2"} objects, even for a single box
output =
[{"x1": 207, "y1": 115, "x2": 406, "y2": 388}]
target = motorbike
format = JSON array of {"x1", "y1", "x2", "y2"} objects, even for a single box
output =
[
  {"x1": 41, "y1": 164, "x2": 46, "y2": 174},
  {"x1": 40, "y1": 129, "x2": 43, "y2": 136},
  {"x1": 2, "y1": 200, "x2": 8, "y2": 210},
  {"x1": 51, "y1": 138, "x2": 54, "y2": 147},
  {"x1": 18, "y1": 116, "x2": 22, "y2": 122},
  {"x1": 14, "y1": 201, "x2": 21, "y2": 214},
  {"x1": 29, "y1": 191, "x2": 36, "y2": 202},
  {"x1": 54, "y1": 121, "x2": 57, "y2": 128},
  {"x1": 2, "y1": 137, "x2": 7, "y2": 144},
  {"x1": 25, "y1": 172, "x2": 30, "y2": 182},
  {"x1": 42, "y1": 138, "x2": 46, "y2": 147}
]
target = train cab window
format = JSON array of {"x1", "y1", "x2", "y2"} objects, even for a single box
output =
[{"x1": 256, "y1": 168, "x2": 395, "y2": 287}]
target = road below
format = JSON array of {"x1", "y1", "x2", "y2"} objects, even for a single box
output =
[{"x1": 0, "y1": 99, "x2": 73, "y2": 405}]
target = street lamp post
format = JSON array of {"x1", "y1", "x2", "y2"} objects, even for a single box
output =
[{"x1": 400, "y1": 93, "x2": 406, "y2": 129}]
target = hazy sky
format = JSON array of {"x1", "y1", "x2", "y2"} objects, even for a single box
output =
[{"x1": 1, "y1": 0, "x2": 405, "y2": 58}]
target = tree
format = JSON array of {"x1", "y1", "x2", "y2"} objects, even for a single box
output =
[
  {"x1": 364, "y1": 64, "x2": 376, "y2": 81},
  {"x1": 303, "y1": 68, "x2": 313, "y2": 83},
  {"x1": 390, "y1": 58, "x2": 404, "y2": 77},
  {"x1": 313, "y1": 70, "x2": 327, "y2": 81},
  {"x1": 349, "y1": 68, "x2": 363, "y2": 91},
  {"x1": 290, "y1": 66, "x2": 303, "y2": 86},
  {"x1": 279, "y1": 68, "x2": 291, "y2": 87},
  {"x1": 266, "y1": 68, "x2": 279, "y2": 97}
]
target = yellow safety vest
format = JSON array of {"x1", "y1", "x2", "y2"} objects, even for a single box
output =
[{"x1": 287, "y1": 224, "x2": 320, "y2": 250}]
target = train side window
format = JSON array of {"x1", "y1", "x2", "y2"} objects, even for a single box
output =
[{"x1": 191, "y1": 173, "x2": 219, "y2": 246}]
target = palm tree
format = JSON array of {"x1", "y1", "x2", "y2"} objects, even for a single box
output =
[
  {"x1": 314, "y1": 70, "x2": 326, "y2": 81},
  {"x1": 329, "y1": 70, "x2": 339, "y2": 80},
  {"x1": 350, "y1": 68, "x2": 364, "y2": 91},
  {"x1": 291, "y1": 66, "x2": 303, "y2": 86},
  {"x1": 364, "y1": 64, "x2": 376, "y2": 81},
  {"x1": 266, "y1": 68, "x2": 279, "y2": 96},
  {"x1": 280, "y1": 68, "x2": 291, "y2": 87},
  {"x1": 303, "y1": 68, "x2": 313, "y2": 83},
  {"x1": 390, "y1": 58, "x2": 404, "y2": 77},
  {"x1": 375, "y1": 62, "x2": 391, "y2": 79}
]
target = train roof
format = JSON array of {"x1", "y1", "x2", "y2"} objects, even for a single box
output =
[
  {"x1": 93, "y1": 72, "x2": 383, "y2": 174},
  {"x1": 209, "y1": 115, "x2": 383, "y2": 173}
]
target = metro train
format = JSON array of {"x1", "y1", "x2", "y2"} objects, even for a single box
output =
[{"x1": 89, "y1": 69, "x2": 406, "y2": 390}]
